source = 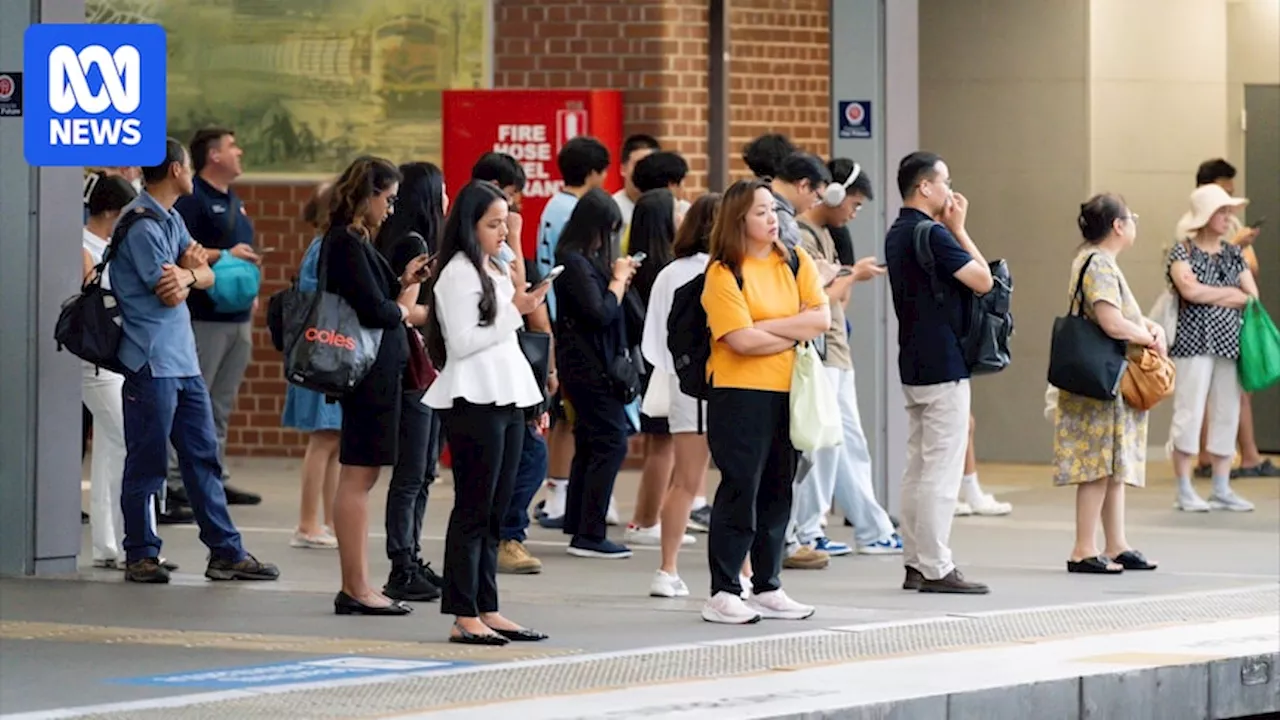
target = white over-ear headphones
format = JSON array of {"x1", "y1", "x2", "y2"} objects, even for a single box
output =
[{"x1": 822, "y1": 162, "x2": 862, "y2": 208}]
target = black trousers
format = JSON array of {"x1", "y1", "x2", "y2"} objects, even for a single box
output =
[
  {"x1": 562, "y1": 377, "x2": 630, "y2": 543},
  {"x1": 705, "y1": 388, "x2": 796, "y2": 597},
  {"x1": 385, "y1": 389, "x2": 434, "y2": 566},
  {"x1": 441, "y1": 400, "x2": 524, "y2": 617}
]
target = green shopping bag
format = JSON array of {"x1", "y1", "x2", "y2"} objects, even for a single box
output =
[{"x1": 1239, "y1": 298, "x2": 1280, "y2": 393}]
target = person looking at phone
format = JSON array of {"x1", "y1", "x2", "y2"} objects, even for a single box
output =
[
  {"x1": 423, "y1": 181, "x2": 549, "y2": 645},
  {"x1": 786, "y1": 158, "x2": 899, "y2": 562}
]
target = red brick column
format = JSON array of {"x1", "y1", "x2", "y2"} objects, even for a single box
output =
[{"x1": 228, "y1": 0, "x2": 831, "y2": 459}]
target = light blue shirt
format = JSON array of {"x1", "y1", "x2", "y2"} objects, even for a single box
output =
[
  {"x1": 110, "y1": 191, "x2": 201, "y2": 378},
  {"x1": 535, "y1": 191, "x2": 579, "y2": 321}
]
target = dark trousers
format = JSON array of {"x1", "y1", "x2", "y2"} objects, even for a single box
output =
[
  {"x1": 705, "y1": 388, "x2": 795, "y2": 597},
  {"x1": 385, "y1": 389, "x2": 435, "y2": 566},
  {"x1": 502, "y1": 425, "x2": 548, "y2": 542},
  {"x1": 562, "y1": 378, "x2": 630, "y2": 543},
  {"x1": 441, "y1": 401, "x2": 524, "y2": 617},
  {"x1": 120, "y1": 366, "x2": 245, "y2": 564}
]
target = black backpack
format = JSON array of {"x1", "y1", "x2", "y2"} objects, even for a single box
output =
[
  {"x1": 55, "y1": 206, "x2": 165, "y2": 375},
  {"x1": 668, "y1": 251, "x2": 801, "y2": 400},
  {"x1": 912, "y1": 219, "x2": 1013, "y2": 375}
]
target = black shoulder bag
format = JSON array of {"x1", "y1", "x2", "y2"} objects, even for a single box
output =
[{"x1": 1046, "y1": 253, "x2": 1128, "y2": 400}]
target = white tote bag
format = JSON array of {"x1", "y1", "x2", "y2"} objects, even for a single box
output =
[
  {"x1": 641, "y1": 369, "x2": 673, "y2": 418},
  {"x1": 1147, "y1": 290, "x2": 1179, "y2": 347},
  {"x1": 789, "y1": 342, "x2": 841, "y2": 452}
]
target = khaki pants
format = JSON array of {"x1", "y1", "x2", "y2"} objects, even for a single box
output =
[{"x1": 900, "y1": 380, "x2": 970, "y2": 580}]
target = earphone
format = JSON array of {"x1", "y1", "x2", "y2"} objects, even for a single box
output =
[{"x1": 822, "y1": 162, "x2": 862, "y2": 207}]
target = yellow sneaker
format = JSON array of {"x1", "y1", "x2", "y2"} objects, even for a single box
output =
[
  {"x1": 497, "y1": 540, "x2": 543, "y2": 575},
  {"x1": 783, "y1": 544, "x2": 829, "y2": 570}
]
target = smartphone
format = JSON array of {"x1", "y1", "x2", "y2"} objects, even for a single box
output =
[
  {"x1": 533, "y1": 265, "x2": 565, "y2": 289},
  {"x1": 1248, "y1": 217, "x2": 1266, "y2": 229},
  {"x1": 824, "y1": 267, "x2": 854, "y2": 288},
  {"x1": 876, "y1": 261, "x2": 888, "y2": 268},
  {"x1": 630, "y1": 251, "x2": 647, "y2": 263}
]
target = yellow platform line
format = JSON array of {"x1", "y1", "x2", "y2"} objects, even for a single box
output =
[{"x1": 0, "y1": 621, "x2": 579, "y2": 663}]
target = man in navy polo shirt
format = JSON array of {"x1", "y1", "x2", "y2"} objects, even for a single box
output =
[
  {"x1": 884, "y1": 151, "x2": 993, "y2": 595},
  {"x1": 167, "y1": 127, "x2": 262, "y2": 509},
  {"x1": 111, "y1": 137, "x2": 279, "y2": 585}
]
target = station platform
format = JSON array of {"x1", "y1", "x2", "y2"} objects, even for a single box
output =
[{"x1": 1, "y1": 459, "x2": 1277, "y2": 719}]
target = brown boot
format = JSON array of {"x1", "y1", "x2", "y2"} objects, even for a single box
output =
[
  {"x1": 783, "y1": 545, "x2": 829, "y2": 570},
  {"x1": 497, "y1": 540, "x2": 543, "y2": 575}
]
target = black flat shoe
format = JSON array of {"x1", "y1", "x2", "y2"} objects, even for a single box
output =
[
  {"x1": 492, "y1": 627, "x2": 548, "y2": 642},
  {"x1": 449, "y1": 623, "x2": 508, "y2": 646},
  {"x1": 1114, "y1": 550, "x2": 1158, "y2": 571},
  {"x1": 1067, "y1": 556, "x2": 1123, "y2": 574},
  {"x1": 333, "y1": 591, "x2": 412, "y2": 616}
]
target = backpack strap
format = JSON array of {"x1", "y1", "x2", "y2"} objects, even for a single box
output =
[
  {"x1": 100, "y1": 206, "x2": 166, "y2": 271},
  {"x1": 912, "y1": 218, "x2": 969, "y2": 355}
]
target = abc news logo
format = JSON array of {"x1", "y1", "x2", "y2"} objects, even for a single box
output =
[{"x1": 48, "y1": 44, "x2": 143, "y2": 146}]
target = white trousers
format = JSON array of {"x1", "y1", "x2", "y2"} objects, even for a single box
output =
[
  {"x1": 82, "y1": 366, "x2": 126, "y2": 563},
  {"x1": 791, "y1": 365, "x2": 895, "y2": 546},
  {"x1": 1168, "y1": 355, "x2": 1241, "y2": 458},
  {"x1": 900, "y1": 380, "x2": 970, "y2": 580}
]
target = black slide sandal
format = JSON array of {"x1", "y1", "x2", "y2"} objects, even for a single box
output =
[
  {"x1": 1067, "y1": 556, "x2": 1123, "y2": 574},
  {"x1": 1114, "y1": 550, "x2": 1158, "y2": 571}
]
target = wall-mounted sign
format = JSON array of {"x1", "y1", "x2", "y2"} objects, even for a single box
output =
[
  {"x1": 0, "y1": 72, "x2": 21, "y2": 117},
  {"x1": 838, "y1": 100, "x2": 871, "y2": 139}
]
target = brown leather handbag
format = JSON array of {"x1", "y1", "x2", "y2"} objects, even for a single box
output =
[{"x1": 1121, "y1": 346, "x2": 1175, "y2": 411}]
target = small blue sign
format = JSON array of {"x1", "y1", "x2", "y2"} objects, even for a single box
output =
[
  {"x1": 838, "y1": 100, "x2": 872, "y2": 139},
  {"x1": 23, "y1": 23, "x2": 168, "y2": 167},
  {"x1": 109, "y1": 656, "x2": 467, "y2": 690}
]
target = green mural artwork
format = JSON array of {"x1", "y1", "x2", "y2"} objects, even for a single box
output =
[{"x1": 87, "y1": 0, "x2": 491, "y2": 176}]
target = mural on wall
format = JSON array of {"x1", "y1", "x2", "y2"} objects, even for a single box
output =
[{"x1": 88, "y1": 0, "x2": 491, "y2": 176}]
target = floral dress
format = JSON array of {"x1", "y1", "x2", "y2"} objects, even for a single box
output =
[{"x1": 1053, "y1": 248, "x2": 1147, "y2": 488}]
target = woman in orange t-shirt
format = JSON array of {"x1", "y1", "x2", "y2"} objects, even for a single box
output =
[{"x1": 699, "y1": 178, "x2": 830, "y2": 625}]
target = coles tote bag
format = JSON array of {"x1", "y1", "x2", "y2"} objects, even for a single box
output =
[
  {"x1": 1239, "y1": 298, "x2": 1280, "y2": 393},
  {"x1": 285, "y1": 240, "x2": 383, "y2": 397},
  {"x1": 790, "y1": 341, "x2": 841, "y2": 453},
  {"x1": 1047, "y1": 254, "x2": 1128, "y2": 400}
]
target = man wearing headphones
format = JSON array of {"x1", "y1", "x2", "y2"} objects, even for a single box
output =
[{"x1": 785, "y1": 159, "x2": 903, "y2": 561}]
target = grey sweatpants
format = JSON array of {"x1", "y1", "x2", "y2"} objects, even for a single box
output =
[{"x1": 166, "y1": 320, "x2": 253, "y2": 492}]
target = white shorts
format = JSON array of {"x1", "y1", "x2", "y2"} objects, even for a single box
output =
[{"x1": 667, "y1": 373, "x2": 707, "y2": 435}]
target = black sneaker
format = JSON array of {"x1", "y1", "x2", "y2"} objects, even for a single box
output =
[
  {"x1": 384, "y1": 567, "x2": 441, "y2": 602},
  {"x1": 81, "y1": 511, "x2": 90, "y2": 525},
  {"x1": 918, "y1": 569, "x2": 989, "y2": 594},
  {"x1": 125, "y1": 558, "x2": 171, "y2": 584},
  {"x1": 154, "y1": 498, "x2": 195, "y2": 525},
  {"x1": 223, "y1": 484, "x2": 262, "y2": 506},
  {"x1": 205, "y1": 554, "x2": 280, "y2": 581},
  {"x1": 687, "y1": 505, "x2": 712, "y2": 533},
  {"x1": 417, "y1": 560, "x2": 444, "y2": 590}
]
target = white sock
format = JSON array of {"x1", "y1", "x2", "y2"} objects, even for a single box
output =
[
  {"x1": 544, "y1": 479, "x2": 568, "y2": 517},
  {"x1": 1212, "y1": 474, "x2": 1231, "y2": 498},
  {"x1": 692, "y1": 496, "x2": 708, "y2": 510},
  {"x1": 960, "y1": 473, "x2": 980, "y2": 500},
  {"x1": 1177, "y1": 475, "x2": 1196, "y2": 496}
]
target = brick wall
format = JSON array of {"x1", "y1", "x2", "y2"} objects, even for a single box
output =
[{"x1": 227, "y1": 0, "x2": 832, "y2": 459}]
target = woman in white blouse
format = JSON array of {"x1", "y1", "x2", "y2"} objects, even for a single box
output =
[
  {"x1": 639, "y1": 193, "x2": 721, "y2": 598},
  {"x1": 423, "y1": 181, "x2": 549, "y2": 646},
  {"x1": 79, "y1": 173, "x2": 139, "y2": 568}
]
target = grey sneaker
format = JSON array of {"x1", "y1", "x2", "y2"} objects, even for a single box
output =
[{"x1": 1208, "y1": 491, "x2": 1254, "y2": 512}]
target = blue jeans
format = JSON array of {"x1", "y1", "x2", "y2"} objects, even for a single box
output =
[
  {"x1": 121, "y1": 366, "x2": 245, "y2": 564},
  {"x1": 501, "y1": 425, "x2": 548, "y2": 542}
]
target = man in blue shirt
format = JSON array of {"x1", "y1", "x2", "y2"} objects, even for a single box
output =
[
  {"x1": 167, "y1": 128, "x2": 262, "y2": 509},
  {"x1": 883, "y1": 151, "x2": 992, "y2": 595},
  {"x1": 111, "y1": 137, "x2": 279, "y2": 585}
]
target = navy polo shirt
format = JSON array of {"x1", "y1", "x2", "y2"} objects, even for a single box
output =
[
  {"x1": 884, "y1": 208, "x2": 974, "y2": 386},
  {"x1": 175, "y1": 176, "x2": 256, "y2": 322}
]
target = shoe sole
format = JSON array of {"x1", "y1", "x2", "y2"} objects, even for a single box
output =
[
  {"x1": 125, "y1": 574, "x2": 170, "y2": 584},
  {"x1": 782, "y1": 561, "x2": 829, "y2": 570},
  {"x1": 650, "y1": 588, "x2": 690, "y2": 598},
  {"x1": 290, "y1": 540, "x2": 338, "y2": 549},
  {"x1": 701, "y1": 610, "x2": 762, "y2": 624},
  {"x1": 497, "y1": 565, "x2": 543, "y2": 575},
  {"x1": 818, "y1": 547, "x2": 853, "y2": 557},
  {"x1": 205, "y1": 570, "x2": 280, "y2": 581},
  {"x1": 858, "y1": 546, "x2": 904, "y2": 555},
  {"x1": 566, "y1": 547, "x2": 632, "y2": 559},
  {"x1": 384, "y1": 589, "x2": 441, "y2": 602},
  {"x1": 1174, "y1": 502, "x2": 1211, "y2": 513},
  {"x1": 918, "y1": 585, "x2": 990, "y2": 594},
  {"x1": 1207, "y1": 502, "x2": 1254, "y2": 512},
  {"x1": 751, "y1": 608, "x2": 816, "y2": 620},
  {"x1": 686, "y1": 522, "x2": 710, "y2": 533}
]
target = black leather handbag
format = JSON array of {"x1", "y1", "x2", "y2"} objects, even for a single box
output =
[
  {"x1": 517, "y1": 329, "x2": 552, "y2": 418},
  {"x1": 1047, "y1": 254, "x2": 1128, "y2": 400}
]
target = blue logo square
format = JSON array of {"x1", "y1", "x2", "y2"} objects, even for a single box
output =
[{"x1": 23, "y1": 23, "x2": 167, "y2": 167}]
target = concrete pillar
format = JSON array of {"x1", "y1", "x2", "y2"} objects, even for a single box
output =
[
  {"x1": 829, "y1": 0, "x2": 917, "y2": 513},
  {"x1": 0, "y1": 0, "x2": 88, "y2": 576}
]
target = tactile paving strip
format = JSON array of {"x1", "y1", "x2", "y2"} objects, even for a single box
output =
[{"x1": 46, "y1": 586, "x2": 1280, "y2": 719}]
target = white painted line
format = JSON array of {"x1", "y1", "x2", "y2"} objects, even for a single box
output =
[{"x1": 401, "y1": 616, "x2": 1280, "y2": 720}]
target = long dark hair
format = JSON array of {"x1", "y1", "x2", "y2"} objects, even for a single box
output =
[
  {"x1": 423, "y1": 181, "x2": 509, "y2": 368},
  {"x1": 326, "y1": 155, "x2": 401, "y2": 237},
  {"x1": 709, "y1": 178, "x2": 780, "y2": 277},
  {"x1": 555, "y1": 187, "x2": 622, "y2": 273},
  {"x1": 375, "y1": 161, "x2": 445, "y2": 257},
  {"x1": 628, "y1": 188, "x2": 677, "y2": 303},
  {"x1": 672, "y1": 192, "x2": 720, "y2": 259}
]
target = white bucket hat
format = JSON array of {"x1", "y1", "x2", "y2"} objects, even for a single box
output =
[{"x1": 1176, "y1": 183, "x2": 1248, "y2": 239}]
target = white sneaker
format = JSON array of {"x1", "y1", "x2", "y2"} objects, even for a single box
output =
[
  {"x1": 650, "y1": 570, "x2": 690, "y2": 598},
  {"x1": 953, "y1": 502, "x2": 974, "y2": 517},
  {"x1": 290, "y1": 529, "x2": 339, "y2": 549},
  {"x1": 1175, "y1": 491, "x2": 1211, "y2": 512},
  {"x1": 606, "y1": 496, "x2": 621, "y2": 526},
  {"x1": 544, "y1": 482, "x2": 568, "y2": 519},
  {"x1": 1208, "y1": 491, "x2": 1254, "y2": 512},
  {"x1": 702, "y1": 591, "x2": 762, "y2": 624},
  {"x1": 745, "y1": 589, "x2": 815, "y2": 620},
  {"x1": 965, "y1": 493, "x2": 1012, "y2": 516},
  {"x1": 625, "y1": 524, "x2": 695, "y2": 546}
]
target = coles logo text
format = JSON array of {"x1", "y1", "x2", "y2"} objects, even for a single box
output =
[
  {"x1": 305, "y1": 328, "x2": 356, "y2": 352},
  {"x1": 24, "y1": 24, "x2": 167, "y2": 167}
]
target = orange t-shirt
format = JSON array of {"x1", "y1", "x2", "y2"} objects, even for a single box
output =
[{"x1": 701, "y1": 247, "x2": 827, "y2": 392}]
